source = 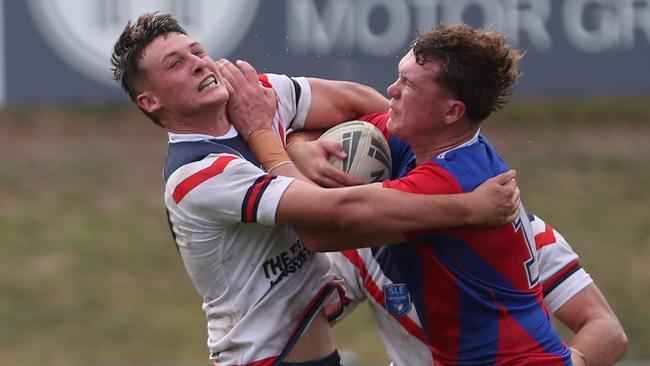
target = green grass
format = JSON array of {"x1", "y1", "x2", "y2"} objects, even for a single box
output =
[{"x1": 0, "y1": 99, "x2": 648, "y2": 365}]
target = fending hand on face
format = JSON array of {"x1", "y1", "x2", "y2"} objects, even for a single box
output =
[
  {"x1": 469, "y1": 169, "x2": 520, "y2": 226},
  {"x1": 216, "y1": 59, "x2": 276, "y2": 140}
]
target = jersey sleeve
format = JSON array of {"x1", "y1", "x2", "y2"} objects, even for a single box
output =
[
  {"x1": 532, "y1": 215, "x2": 594, "y2": 313},
  {"x1": 165, "y1": 153, "x2": 295, "y2": 226},
  {"x1": 360, "y1": 112, "x2": 416, "y2": 180},
  {"x1": 262, "y1": 73, "x2": 312, "y2": 131},
  {"x1": 360, "y1": 112, "x2": 391, "y2": 140}
]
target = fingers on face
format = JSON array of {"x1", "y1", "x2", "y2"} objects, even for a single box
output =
[
  {"x1": 235, "y1": 60, "x2": 260, "y2": 84},
  {"x1": 215, "y1": 66, "x2": 235, "y2": 95},
  {"x1": 217, "y1": 59, "x2": 245, "y2": 88}
]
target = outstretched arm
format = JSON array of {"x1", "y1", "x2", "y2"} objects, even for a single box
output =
[
  {"x1": 554, "y1": 284, "x2": 628, "y2": 366},
  {"x1": 279, "y1": 171, "x2": 519, "y2": 250},
  {"x1": 303, "y1": 77, "x2": 389, "y2": 130}
]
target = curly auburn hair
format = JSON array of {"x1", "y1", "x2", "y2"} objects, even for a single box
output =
[
  {"x1": 111, "y1": 13, "x2": 186, "y2": 126},
  {"x1": 411, "y1": 24, "x2": 521, "y2": 122}
]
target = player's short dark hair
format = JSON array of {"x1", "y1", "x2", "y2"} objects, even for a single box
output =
[
  {"x1": 111, "y1": 13, "x2": 186, "y2": 127},
  {"x1": 411, "y1": 24, "x2": 521, "y2": 122}
]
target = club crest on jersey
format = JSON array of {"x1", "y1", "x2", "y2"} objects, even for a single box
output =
[{"x1": 384, "y1": 283, "x2": 411, "y2": 318}]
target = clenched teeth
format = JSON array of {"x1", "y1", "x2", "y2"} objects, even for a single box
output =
[{"x1": 199, "y1": 76, "x2": 217, "y2": 91}]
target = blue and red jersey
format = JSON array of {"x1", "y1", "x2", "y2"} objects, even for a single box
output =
[{"x1": 360, "y1": 112, "x2": 572, "y2": 365}]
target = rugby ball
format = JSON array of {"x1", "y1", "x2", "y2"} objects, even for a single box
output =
[{"x1": 317, "y1": 121, "x2": 392, "y2": 184}]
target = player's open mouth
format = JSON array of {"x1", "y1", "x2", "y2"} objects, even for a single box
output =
[{"x1": 199, "y1": 75, "x2": 217, "y2": 92}]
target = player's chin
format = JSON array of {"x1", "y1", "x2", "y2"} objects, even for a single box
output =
[
  {"x1": 203, "y1": 87, "x2": 229, "y2": 105},
  {"x1": 386, "y1": 117, "x2": 398, "y2": 134}
]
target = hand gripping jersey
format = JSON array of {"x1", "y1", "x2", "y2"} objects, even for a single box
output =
[
  {"x1": 164, "y1": 74, "x2": 344, "y2": 366},
  {"x1": 329, "y1": 112, "x2": 576, "y2": 365}
]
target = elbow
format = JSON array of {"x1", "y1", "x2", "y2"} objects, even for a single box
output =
[
  {"x1": 603, "y1": 312, "x2": 629, "y2": 360},
  {"x1": 596, "y1": 316, "x2": 629, "y2": 363},
  {"x1": 613, "y1": 323, "x2": 629, "y2": 360}
]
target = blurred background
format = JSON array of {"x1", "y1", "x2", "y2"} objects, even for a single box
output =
[{"x1": 1, "y1": 0, "x2": 648, "y2": 365}]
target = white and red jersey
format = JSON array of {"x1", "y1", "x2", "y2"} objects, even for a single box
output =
[
  {"x1": 164, "y1": 74, "x2": 343, "y2": 365},
  {"x1": 327, "y1": 215, "x2": 593, "y2": 366},
  {"x1": 532, "y1": 217, "x2": 593, "y2": 313}
]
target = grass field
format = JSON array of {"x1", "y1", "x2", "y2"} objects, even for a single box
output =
[{"x1": 0, "y1": 99, "x2": 648, "y2": 365}]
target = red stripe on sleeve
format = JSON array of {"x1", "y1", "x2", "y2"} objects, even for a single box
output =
[
  {"x1": 542, "y1": 259, "x2": 580, "y2": 291},
  {"x1": 258, "y1": 74, "x2": 272, "y2": 88},
  {"x1": 172, "y1": 156, "x2": 237, "y2": 204},
  {"x1": 244, "y1": 175, "x2": 273, "y2": 222},
  {"x1": 341, "y1": 250, "x2": 429, "y2": 345},
  {"x1": 534, "y1": 223, "x2": 557, "y2": 250}
]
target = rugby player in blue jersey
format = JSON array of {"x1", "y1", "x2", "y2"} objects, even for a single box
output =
[{"x1": 223, "y1": 24, "x2": 627, "y2": 366}]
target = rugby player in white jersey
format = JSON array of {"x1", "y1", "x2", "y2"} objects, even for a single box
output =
[
  {"x1": 217, "y1": 53, "x2": 627, "y2": 366},
  {"x1": 110, "y1": 13, "x2": 521, "y2": 366}
]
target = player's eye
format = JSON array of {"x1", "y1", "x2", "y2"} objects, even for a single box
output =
[
  {"x1": 404, "y1": 78, "x2": 418, "y2": 90},
  {"x1": 193, "y1": 50, "x2": 205, "y2": 57},
  {"x1": 170, "y1": 59, "x2": 182, "y2": 69}
]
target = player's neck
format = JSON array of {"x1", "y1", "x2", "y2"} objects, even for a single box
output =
[
  {"x1": 164, "y1": 107, "x2": 231, "y2": 137},
  {"x1": 413, "y1": 126, "x2": 479, "y2": 165}
]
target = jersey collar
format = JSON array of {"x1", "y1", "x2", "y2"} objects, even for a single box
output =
[
  {"x1": 168, "y1": 125, "x2": 239, "y2": 143},
  {"x1": 435, "y1": 129, "x2": 481, "y2": 159}
]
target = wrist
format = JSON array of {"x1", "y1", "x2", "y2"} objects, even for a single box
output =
[
  {"x1": 247, "y1": 128, "x2": 291, "y2": 171},
  {"x1": 242, "y1": 126, "x2": 266, "y2": 142},
  {"x1": 462, "y1": 192, "x2": 481, "y2": 225},
  {"x1": 570, "y1": 347, "x2": 588, "y2": 366},
  {"x1": 286, "y1": 133, "x2": 309, "y2": 148}
]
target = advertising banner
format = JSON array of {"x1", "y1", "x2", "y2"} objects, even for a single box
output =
[{"x1": 2, "y1": 0, "x2": 649, "y2": 106}]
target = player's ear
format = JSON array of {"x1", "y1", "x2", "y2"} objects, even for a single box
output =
[
  {"x1": 443, "y1": 99, "x2": 466, "y2": 125},
  {"x1": 137, "y1": 92, "x2": 162, "y2": 114}
]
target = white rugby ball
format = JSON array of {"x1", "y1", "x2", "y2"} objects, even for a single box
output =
[{"x1": 318, "y1": 121, "x2": 392, "y2": 184}]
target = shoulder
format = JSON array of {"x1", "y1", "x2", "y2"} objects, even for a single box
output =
[
  {"x1": 164, "y1": 140, "x2": 245, "y2": 181},
  {"x1": 166, "y1": 153, "x2": 248, "y2": 198},
  {"x1": 433, "y1": 135, "x2": 508, "y2": 192}
]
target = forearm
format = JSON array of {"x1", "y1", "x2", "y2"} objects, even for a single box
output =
[{"x1": 281, "y1": 183, "x2": 474, "y2": 242}]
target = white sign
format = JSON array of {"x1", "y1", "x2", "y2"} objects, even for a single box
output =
[
  {"x1": 287, "y1": 0, "x2": 650, "y2": 56},
  {"x1": 27, "y1": 0, "x2": 260, "y2": 86}
]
